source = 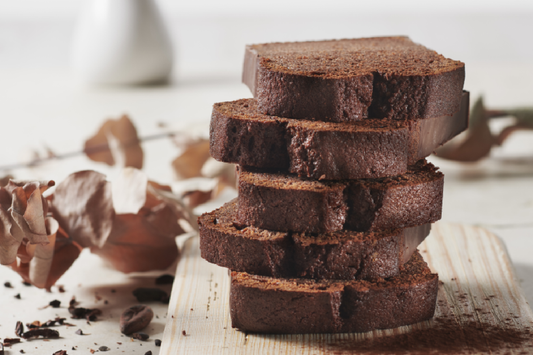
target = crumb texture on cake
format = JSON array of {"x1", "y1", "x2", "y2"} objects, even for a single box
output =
[
  {"x1": 229, "y1": 251, "x2": 438, "y2": 334},
  {"x1": 209, "y1": 92, "x2": 468, "y2": 180},
  {"x1": 198, "y1": 199, "x2": 430, "y2": 280},
  {"x1": 237, "y1": 160, "x2": 443, "y2": 233},
  {"x1": 243, "y1": 37, "x2": 465, "y2": 122}
]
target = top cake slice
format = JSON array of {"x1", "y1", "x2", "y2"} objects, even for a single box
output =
[{"x1": 243, "y1": 37, "x2": 465, "y2": 123}]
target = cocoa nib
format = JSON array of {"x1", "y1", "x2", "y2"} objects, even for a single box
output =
[
  {"x1": 120, "y1": 305, "x2": 154, "y2": 335},
  {"x1": 15, "y1": 321, "x2": 24, "y2": 337},
  {"x1": 68, "y1": 307, "x2": 102, "y2": 321},
  {"x1": 3, "y1": 338, "x2": 21, "y2": 346},
  {"x1": 132, "y1": 288, "x2": 169, "y2": 303},
  {"x1": 68, "y1": 298, "x2": 101, "y2": 321},
  {"x1": 42, "y1": 317, "x2": 70, "y2": 327},
  {"x1": 49, "y1": 300, "x2": 61, "y2": 308},
  {"x1": 132, "y1": 332, "x2": 149, "y2": 341},
  {"x1": 53, "y1": 351, "x2": 67, "y2": 355},
  {"x1": 21, "y1": 328, "x2": 60, "y2": 339}
]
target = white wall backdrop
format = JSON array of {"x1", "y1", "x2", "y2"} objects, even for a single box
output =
[{"x1": 0, "y1": 0, "x2": 531, "y2": 79}]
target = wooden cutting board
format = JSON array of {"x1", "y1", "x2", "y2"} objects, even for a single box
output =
[{"x1": 161, "y1": 222, "x2": 533, "y2": 354}]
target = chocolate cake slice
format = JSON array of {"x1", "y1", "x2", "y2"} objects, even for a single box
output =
[
  {"x1": 198, "y1": 199, "x2": 430, "y2": 281},
  {"x1": 237, "y1": 159, "x2": 443, "y2": 233},
  {"x1": 230, "y1": 250, "x2": 438, "y2": 334},
  {"x1": 244, "y1": 37, "x2": 464, "y2": 123},
  {"x1": 210, "y1": 91, "x2": 468, "y2": 180}
]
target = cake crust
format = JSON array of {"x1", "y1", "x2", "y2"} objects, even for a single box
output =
[
  {"x1": 237, "y1": 160, "x2": 443, "y2": 233},
  {"x1": 230, "y1": 251, "x2": 438, "y2": 334},
  {"x1": 198, "y1": 200, "x2": 430, "y2": 280},
  {"x1": 243, "y1": 37, "x2": 465, "y2": 122},
  {"x1": 210, "y1": 91, "x2": 468, "y2": 180}
]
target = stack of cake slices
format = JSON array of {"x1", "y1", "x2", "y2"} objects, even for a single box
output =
[{"x1": 199, "y1": 37, "x2": 468, "y2": 334}]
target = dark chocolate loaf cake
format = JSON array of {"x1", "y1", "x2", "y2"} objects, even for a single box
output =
[
  {"x1": 198, "y1": 199, "x2": 430, "y2": 280},
  {"x1": 243, "y1": 37, "x2": 464, "y2": 123},
  {"x1": 237, "y1": 159, "x2": 443, "y2": 233},
  {"x1": 210, "y1": 91, "x2": 468, "y2": 180},
  {"x1": 230, "y1": 250, "x2": 438, "y2": 334}
]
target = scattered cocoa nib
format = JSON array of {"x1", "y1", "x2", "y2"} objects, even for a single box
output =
[
  {"x1": 155, "y1": 274, "x2": 174, "y2": 285},
  {"x1": 20, "y1": 349, "x2": 25, "y2": 353},
  {"x1": 132, "y1": 332, "x2": 149, "y2": 341},
  {"x1": 26, "y1": 321, "x2": 41, "y2": 329},
  {"x1": 68, "y1": 307, "x2": 102, "y2": 321},
  {"x1": 4, "y1": 281, "x2": 13, "y2": 288},
  {"x1": 21, "y1": 328, "x2": 59, "y2": 339},
  {"x1": 120, "y1": 305, "x2": 154, "y2": 335},
  {"x1": 49, "y1": 300, "x2": 61, "y2": 308},
  {"x1": 99, "y1": 346, "x2": 110, "y2": 351},
  {"x1": 75, "y1": 329, "x2": 83, "y2": 335},
  {"x1": 58, "y1": 285, "x2": 66, "y2": 293},
  {"x1": 182, "y1": 330, "x2": 186, "y2": 336},
  {"x1": 14, "y1": 293, "x2": 21, "y2": 299},
  {"x1": 132, "y1": 288, "x2": 169, "y2": 303},
  {"x1": 42, "y1": 317, "x2": 71, "y2": 327},
  {"x1": 154, "y1": 339, "x2": 161, "y2": 347},
  {"x1": 15, "y1": 321, "x2": 24, "y2": 337},
  {"x1": 145, "y1": 351, "x2": 153, "y2": 355},
  {"x1": 22, "y1": 281, "x2": 31, "y2": 286},
  {"x1": 52, "y1": 351, "x2": 67, "y2": 355},
  {"x1": 68, "y1": 299, "x2": 102, "y2": 322},
  {"x1": 3, "y1": 338, "x2": 21, "y2": 346}
]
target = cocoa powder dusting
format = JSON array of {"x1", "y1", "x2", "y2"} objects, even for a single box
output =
[{"x1": 326, "y1": 317, "x2": 533, "y2": 354}]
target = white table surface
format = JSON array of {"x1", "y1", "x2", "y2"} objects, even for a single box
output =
[{"x1": 0, "y1": 60, "x2": 532, "y2": 355}]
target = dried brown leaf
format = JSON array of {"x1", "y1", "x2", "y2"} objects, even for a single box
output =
[
  {"x1": 171, "y1": 139, "x2": 211, "y2": 180},
  {"x1": 90, "y1": 168, "x2": 185, "y2": 273},
  {"x1": 90, "y1": 212, "x2": 180, "y2": 273},
  {"x1": 112, "y1": 168, "x2": 148, "y2": 214},
  {"x1": 49, "y1": 171, "x2": 115, "y2": 248},
  {"x1": 0, "y1": 181, "x2": 55, "y2": 265},
  {"x1": 10, "y1": 222, "x2": 82, "y2": 290},
  {"x1": 148, "y1": 185, "x2": 198, "y2": 232},
  {"x1": 435, "y1": 96, "x2": 494, "y2": 162},
  {"x1": 182, "y1": 190, "x2": 213, "y2": 209},
  {"x1": 0, "y1": 175, "x2": 14, "y2": 187},
  {"x1": 495, "y1": 123, "x2": 533, "y2": 146},
  {"x1": 84, "y1": 114, "x2": 143, "y2": 169}
]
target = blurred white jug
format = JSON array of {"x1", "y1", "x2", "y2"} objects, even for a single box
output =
[{"x1": 71, "y1": 0, "x2": 174, "y2": 85}]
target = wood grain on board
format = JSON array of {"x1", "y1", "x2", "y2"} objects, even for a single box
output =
[{"x1": 161, "y1": 222, "x2": 533, "y2": 354}]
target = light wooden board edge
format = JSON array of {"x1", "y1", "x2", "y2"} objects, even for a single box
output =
[{"x1": 161, "y1": 222, "x2": 533, "y2": 354}]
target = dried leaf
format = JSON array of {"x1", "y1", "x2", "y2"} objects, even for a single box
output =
[
  {"x1": 49, "y1": 171, "x2": 115, "y2": 248},
  {"x1": 171, "y1": 139, "x2": 211, "y2": 179},
  {"x1": 182, "y1": 190, "x2": 213, "y2": 209},
  {"x1": 91, "y1": 168, "x2": 185, "y2": 273},
  {"x1": 90, "y1": 213, "x2": 180, "y2": 273},
  {"x1": 84, "y1": 115, "x2": 143, "y2": 169},
  {"x1": 505, "y1": 108, "x2": 533, "y2": 126},
  {"x1": 0, "y1": 175, "x2": 14, "y2": 187},
  {"x1": 435, "y1": 96, "x2": 494, "y2": 162},
  {"x1": 148, "y1": 185, "x2": 198, "y2": 232},
  {"x1": 28, "y1": 217, "x2": 59, "y2": 288},
  {"x1": 495, "y1": 123, "x2": 533, "y2": 146},
  {"x1": 0, "y1": 206, "x2": 21, "y2": 265},
  {"x1": 10, "y1": 224, "x2": 82, "y2": 290},
  {"x1": 112, "y1": 168, "x2": 148, "y2": 214},
  {"x1": 0, "y1": 181, "x2": 55, "y2": 265}
]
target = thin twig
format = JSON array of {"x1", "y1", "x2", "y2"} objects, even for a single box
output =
[{"x1": 0, "y1": 132, "x2": 176, "y2": 172}]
